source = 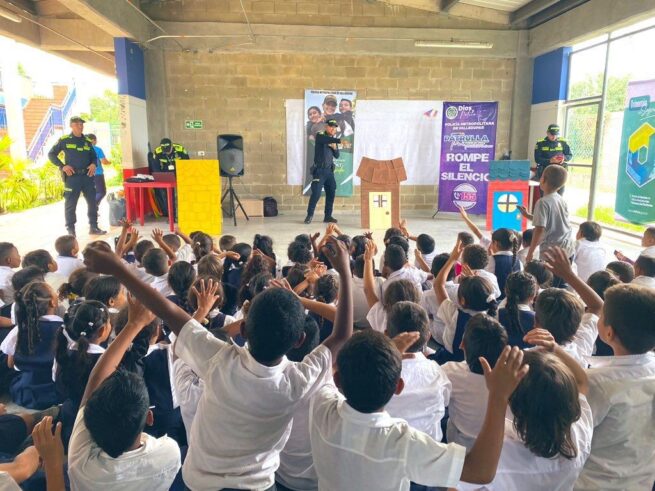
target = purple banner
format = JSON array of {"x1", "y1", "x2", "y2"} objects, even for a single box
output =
[{"x1": 438, "y1": 102, "x2": 498, "y2": 214}]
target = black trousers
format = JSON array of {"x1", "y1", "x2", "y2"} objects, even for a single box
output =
[
  {"x1": 94, "y1": 174, "x2": 107, "y2": 204},
  {"x1": 306, "y1": 168, "x2": 336, "y2": 218},
  {"x1": 63, "y1": 174, "x2": 98, "y2": 229}
]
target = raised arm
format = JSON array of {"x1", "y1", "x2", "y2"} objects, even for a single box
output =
[
  {"x1": 524, "y1": 328, "x2": 588, "y2": 395},
  {"x1": 319, "y1": 237, "x2": 353, "y2": 358},
  {"x1": 544, "y1": 247, "x2": 603, "y2": 315},
  {"x1": 363, "y1": 240, "x2": 379, "y2": 308},
  {"x1": 83, "y1": 247, "x2": 191, "y2": 335},
  {"x1": 175, "y1": 226, "x2": 193, "y2": 245},
  {"x1": 434, "y1": 240, "x2": 462, "y2": 304},
  {"x1": 32, "y1": 417, "x2": 66, "y2": 491},
  {"x1": 81, "y1": 295, "x2": 157, "y2": 406},
  {"x1": 415, "y1": 249, "x2": 430, "y2": 273},
  {"x1": 399, "y1": 219, "x2": 418, "y2": 242},
  {"x1": 115, "y1": 220, "x2": 132, "y2": 256},
  {"x1": 460, "y1": 346, "x2": 529, "y2": 484},
  {"x1": 458, "y1": 205, "x2": 483, "y2": 240},
  {"x1": 152, "y1": 228, "x2": 177, "y2": 262}
]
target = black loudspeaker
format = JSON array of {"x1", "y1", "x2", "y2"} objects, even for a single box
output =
[{"x1": 218, "y1": 134, "x2": 244, "y2": 177}]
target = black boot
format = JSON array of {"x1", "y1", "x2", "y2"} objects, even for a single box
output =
[
  {"x1": 89, "y1": 226, "x2": 107, "y2": 235},
  {"x1": 304, "y1": 215, "x2": 313, "y2": 224},
  {"x1": 323, "y1": 216, "x2": 338, "y2": 223},
  {"x1": 66, "y1": 227, "x2": 76, "y2": 237}
]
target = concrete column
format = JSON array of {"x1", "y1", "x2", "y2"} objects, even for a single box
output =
[
  {"x1": 144, "y1": 48, "x2": 168, "y2": 146},
  {"x1": 114, "y1": 37, "x2": 148, "y2": 176},
  {"x1": 509, "y1": 30, "x2": 533, "y2": 160},
  {"x1": 0, "y1": 37, "x2": 27, "y2": 159},
  {"x1": 527, "y1": 47, "x2": 571, "y2": 160}
]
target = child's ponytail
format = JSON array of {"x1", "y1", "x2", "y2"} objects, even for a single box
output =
[
  {"x1": 15, "y1": 282, "x2": 53, "y2": 356},
  {"x1": 491, "y1": 228, "x2": 519, "y2": 267},
  {"x1": 459, "y1": 275, "x2": 497, "y2": 317},
  {"x1": 504, "y1": 272, "x2": 538, "y2": 340}
]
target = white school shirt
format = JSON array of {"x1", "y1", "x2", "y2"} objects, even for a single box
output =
[
  {"x1": 383, "y1": 266, "x2": 429, "y2": 294},
  {"x1": 414, "y1": 250, "x2": 438, "y2": 271},
  {"x1": 0, "y1": 472, "x2": 21, "y2": 491},
  {"x1": 174, "y1": 318, "x2": 333, "y2": 491},
  {"x1": 640, "y1": 245, "x2": 655, "y2": 258},
  {"x1": 150, "y1": 273, "x2": 174, "y2": 297},
  {"x1": 123, "y1": 260, "x2": 154, "y2": 284},
  {"x1": 67, "y1": 407, "x2": 181, "y2": 491},
  {"x1": 0, "y1": 266, "x2": 15, "y2": 304},
  {"x1": 52, "y1": 342, "x2": 105, "y2": 382},
  {"x1": 575, "y1": 352, "x2": 655, "y2": 491},
  {"x1": 561, "y1": 313, "x2": 598, "y2": 368},
  {"x1": 438, "y1": 299, "x2": 486, "y2": 354},
  {"x1": 517, "y1": 247, "x2": 532, "y2": 267},
  {"x1": 277, "y1": 372, "x2": 330, "y2": 491},
  {"x1": 55, "y1": 255, "x2": 85, "y2": 279},
  {"x1": 176, "y1": 243, "x2": 195, "y2": 263},
  {"x1": 385, "y1": 353, "x2": 452, "y2": 441},
  {"x1": 0, "y1": 314, "x2": 63, "y2": 358},
  {"x1": 631, "y1": 275, "x2": 655, "y2": 289},
  {"x1": 420, "y1": 283, "x2": 459, "y2": 346},
  {"x1": 366, "y1": 301, "x2": 387, "y2": 333},
  {"x1": 352, "y1": 275, "x2": 384, "y2": 328},
  {"x1": 574, "y1": 240, "x2": 609, "y2": 283},
  {"x1": 442, "y1": 361, "x2": 489, "y2": 450},
  {"x1": 172, "y1": 358, "x2": 204, "y2": 443},
  {"x1": 458, "y1": 395, "x2": 593, "y2": 491},
  {"x1": 309, "y1": 383, "x2": 466, "y2": 491},
  {"x1": 456, "y1": 269, "x2": 501, "y2": 299}
]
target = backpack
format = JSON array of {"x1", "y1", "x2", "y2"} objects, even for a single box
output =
[{"x1": 263, "y1": 196, "x2": 278, "y2": 217}]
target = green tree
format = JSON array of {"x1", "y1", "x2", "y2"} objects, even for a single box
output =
[{"x1": 568, "y1": 73, "x2": 630, "y2": 112}]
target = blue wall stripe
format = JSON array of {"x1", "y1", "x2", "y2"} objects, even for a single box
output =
[
  {"x1": 114, "y1": 37, "x2": 146, "y2": 101},
  {"x1": 532, "y1": 47, "x2": 571, "y2": 105}
]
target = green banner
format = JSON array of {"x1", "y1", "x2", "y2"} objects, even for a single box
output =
[
  {"x1": 303, "y1": 90, "x2": 356, "y2": 197},
  {"x1": 616, "y1": 80, "x2": 655, "y2": 224}
]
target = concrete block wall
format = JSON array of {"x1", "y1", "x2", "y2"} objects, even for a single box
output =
[{"x1": 156, "y1": 51, "x2": 516, "y2": 212}]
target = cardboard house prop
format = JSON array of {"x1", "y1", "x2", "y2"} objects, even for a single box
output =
[
  {"x1": 357, "y1": 157, "x2": 407, "y2": 229},
  {"x1": 486, "y1": 160, "x2": 531, "y2": 232}
]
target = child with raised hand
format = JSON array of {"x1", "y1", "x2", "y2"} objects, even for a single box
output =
[
  {"x1": 420, "y1": 253, "x2": 459, "y2": 346},
  {"x1": 310, "y1": 327, "x2": 528, "y2": 490},
  {"x1": 541, "y1": 247, "x2": 604, "y2": 366},
  {"x1": 82, "y1": 234, "x2": 354, "y2": 491},
  {"x1": 364, "y1": 238, "x2": 420, "y2": 333},
  {"x1": 151, "y1": 227, "x2": 177, "y2": 263},
  {"x1": 67, "y1": 294, "x2": 181, "y2": 490},
  {"x1": 434, "y1": 240, "x2": 498, "y2": 364},
  {"x1": 498, "y1": 271, "x2": 538, "y2": 348},
  {"x1": 458, "y1": 244, "x2": 501, "y2": 299},
  {"x1": 384, "y1": 301, "x2": 451, "y2": 442},
  {"x1": 443, "y1": 314, "x2": 508, "y2": 451},
  {"x1": 458, "y1": 327, "x2": 592, "y2": 490},
  {"x1": 54, "y1": 234, "x2": 84, "y2": 279},
  {"x1": 574, "y1": 284, "x2": 655, "y2": 490}
]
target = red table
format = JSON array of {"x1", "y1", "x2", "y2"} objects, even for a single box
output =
[{"x1": 123, "y1": 181, "x2": 177, "y2": 231}]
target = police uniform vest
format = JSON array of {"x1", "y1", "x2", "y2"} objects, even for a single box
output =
[{"x1": 154, "y1": 144, "x2": 188, "y2": 172}]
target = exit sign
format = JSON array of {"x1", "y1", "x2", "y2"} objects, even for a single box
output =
[{"x1": 185, "y1": 120, "x2": 203, "y2": 129}]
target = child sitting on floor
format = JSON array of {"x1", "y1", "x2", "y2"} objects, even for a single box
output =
[
  {"x1": 498, "y1": 271, "x2": 538, "y2": 348},
  {"x1": 54, "y1": 234, "x2": 84, "y2": 279}
]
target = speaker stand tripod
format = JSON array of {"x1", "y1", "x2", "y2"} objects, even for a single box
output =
[{"x1": 221, "y1": 176, "x2": 249, "y2": 226}]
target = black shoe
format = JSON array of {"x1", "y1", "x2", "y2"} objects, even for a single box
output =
[
  {"x1": 89, "y1": 227, "x2": 107, "y2": 235},
  {"x1": 66, "y1": 227, "x2": 76, "y2": 237},
  {"x1": 323, "y1": 216, "x2": 338, "y2": 223},
  {"x1": 304, "y1": 215, "x2": 313, "y2": 224}
]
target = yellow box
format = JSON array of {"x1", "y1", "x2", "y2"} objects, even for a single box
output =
[{"x1": 177, "y1": 159, "x2": 222, "y2": 235}]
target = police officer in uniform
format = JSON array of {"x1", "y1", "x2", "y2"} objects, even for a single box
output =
[
  {"x1": 149, "y1": 138, "x2": 189, "y2": 217},
  {"x1": 152, "y1": 138, "x2": 189, "y2": 173},
  {"x1": 304, "y1": 119, "x2": 341, "y2": 224},
  {"x1": 48, "y1": 116, "x2": 105, "y2": 236},
  {"x1": 533, "y1": 123, "x2": 572, "y2": 194}
]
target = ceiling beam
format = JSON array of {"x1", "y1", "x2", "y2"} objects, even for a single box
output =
[
  {"x1": 38, "y1": 19, "x2": 115, "y2": 51},
  {"x1": 511, "y1": 0, "x2": 561, "y2": 24},
  {"x1": 55, "y1": 0, "x2": 151, "y2": 41},
  {"x1": 0, "y1": 13, "x2": 40, "y2": 45},
  {"x1": 526, "y1": 0, "x2": 589, "y2": 28},
  {"x1": 1, "y1": 0, "x2": 36, "y2": 16},
  {"x1": 441, "y1": 0, "x2": 460, "y2": 12}
]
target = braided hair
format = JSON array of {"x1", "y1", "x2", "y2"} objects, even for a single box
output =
[
  {"x1": 56, "y1": 300, "x2": 109, "y2": 400},
  {"x1": 167, "y1": 261, "x2": 196, "y2": 313},
  {"x1": 15, "y1": 281, "x2": 54, "y2": 356},
  {"x1": 492, "y1": 228, "x2": 519, "y2": 268},
  {"x1": 504, "y1": 272, "x2": 538, "y2": 341}
]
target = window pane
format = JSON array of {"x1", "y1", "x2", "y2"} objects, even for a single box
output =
[
  {"x1": 568, "y1": 44, "x2": 607, "y2": 100},
  {"x1": 571, "y1": 33, "x2": 609, "y2": 51},
  {"x1": 611, "y1": 16, "x2": 655, "y2": 39},
  {"x1": 564, "y1": 104, "x2": 598, "y2": 219}
]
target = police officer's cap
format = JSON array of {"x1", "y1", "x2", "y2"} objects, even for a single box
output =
[
  {"x1": 69, "y1": 116, "x2": 85, "y2": 124},
  {"x1": 160, "y1": 138, "x2": 172, "y2": 148},
  {"x1": 323, "y1": 95, "x2": 337, "y2": 106},
  {"x1": 547, "y1": 124, "x2": 560, "y2": 135},
  {"x1": 326, "y1": 119, "x2": 339, "y2": 127}
]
